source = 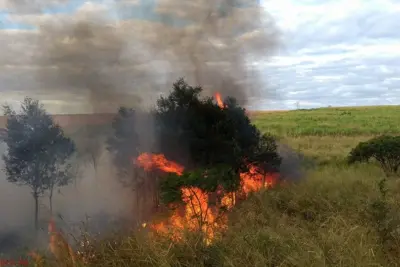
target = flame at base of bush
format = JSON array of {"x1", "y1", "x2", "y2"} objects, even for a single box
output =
[
  {"x1": 136, "y1": 153, "x2": 279, "y2": 245},
  {"x1": 149, "y1": 187, "x2": 229, "y2": 245}
]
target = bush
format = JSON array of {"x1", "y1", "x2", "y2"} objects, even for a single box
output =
[
  {"x1": 347, "y1": 135, "x2": 400, "y2": 176},
  {"x1": 154, "y1": 78, "x2": 281, "y2": 174},
  {"x1": 108, "y1": 78, "x2": 281, "y2": 187}
]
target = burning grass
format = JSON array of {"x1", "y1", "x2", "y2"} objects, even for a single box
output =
[{"x1": 34, "y1": 164, "x2": 400, "y2": 267}]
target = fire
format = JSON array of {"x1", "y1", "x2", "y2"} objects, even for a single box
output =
[
  {"x1": 214, "y1": 92, "x2": 224, "y2": 108},
  {"x1": 240, "y1": 165, "x2": 278, "y2": 195},
  {"x1": 32, "y1": 155, "x2": 278, "y2": 264},
  {"x1": 150, "y1": 187, "x2": 225, "y2": 244},
  {"x1": 135, "y1": 153, "x2": 184, "y2": 175},
  {"x1": 220, "y1": 192, "x2": 236, "y2": 210},
  {"x1": 48, "y1": 218, "x2": 76, "y2": 265},
  {"x1": 136, "y1": 152, "x2": 278, "y2": 244},
  {"x1": 29, "y1": 218, "x2": 76, "y2": 266}
]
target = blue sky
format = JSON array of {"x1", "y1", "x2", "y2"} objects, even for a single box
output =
[{"x1": 0, "y1": 0, "x2": 399, "y2": 112}]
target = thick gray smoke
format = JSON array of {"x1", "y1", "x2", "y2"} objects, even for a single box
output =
[{"x1": 6, "y1": 0, "x2": 281, "y2": 112}]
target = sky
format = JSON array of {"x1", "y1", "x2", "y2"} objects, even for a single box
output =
[
  {"x1": 0, "y1": 0, "x2": 399, "y2": 112},
  {"x1": 262, "y1": 0, "x2": 400, "y2": 109}
]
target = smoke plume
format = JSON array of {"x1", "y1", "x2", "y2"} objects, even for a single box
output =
[{"x1": 6, "y1": 0, "x2": 281, "y2": 112}]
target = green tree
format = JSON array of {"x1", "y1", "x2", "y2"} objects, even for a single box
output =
[
  {"x1": 348, "y1": 135, "x2": 400, "y2": 177},
  {"x1": 2, "y1": 98, "x2": 76, "y2": 229},
  {"x1": 154, "y1": 78, "x2": 281, "y2": 175}
]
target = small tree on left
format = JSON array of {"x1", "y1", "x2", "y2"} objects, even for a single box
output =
[{"x1": 2, "y1": 97, "x2": 76, "y2": 230}]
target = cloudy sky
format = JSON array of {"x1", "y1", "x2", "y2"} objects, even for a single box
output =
[
  {"x1": 262, "y1": 0, "x2": 400, "y2": 109},
  {"x1": 0, "y1": 0, "x2": 399, "y2": 113}
]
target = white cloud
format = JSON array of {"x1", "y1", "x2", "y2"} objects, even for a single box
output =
[{"x1": 259, "y1": 0, "x2": 400, "y2": 109}]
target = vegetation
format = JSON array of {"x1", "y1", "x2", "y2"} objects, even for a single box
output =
[
  {"x1": 30, "y1": 104, "x2": 400, "y2": 267},
  {"x1": 2, "y1": 94, "x2": 400, "y2": 266},
  {"x1": 348, "y1": 135, "x2": 400, "y2": 177},
  {"x1": 106, "y1": 79, "x2": 281, "y2": 226},
  {"x1": 2, "y1": 97, "x2": 76, "y2": 229},
  {"x1": 107, "y1": 106, "x2": 140, "y2": 178},
  {"x1": 155, "y1": 79, "x2": 280, "y2": 205},
  {"x1": 252, "y1": 105, "x2": 400, "y2": 137},
  {"x1": 154, "y1": 79, "x2": 280, "y2": 172}
]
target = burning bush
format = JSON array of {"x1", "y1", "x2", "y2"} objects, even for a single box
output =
[
  {"x1": 106, "y1": 78, "x2": 283, "y2": 243},
  {"x1": 154, "y1": 79, "x2": 281, "y2": 173},
  {"x1": 149, "y1": 164, "x2": 279, "y2": 244},
  {"x1": 108, "y1": 78, "x2": 281, "y2": 214}
]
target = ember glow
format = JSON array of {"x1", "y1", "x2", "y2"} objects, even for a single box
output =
[{"x1": 135, "y1": 152, "x2": 278, "y2": 244}]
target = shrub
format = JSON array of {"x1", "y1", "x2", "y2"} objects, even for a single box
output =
[
  {"x1": 154, "y1": 78, "x2": 281, "y2": 174},
  {"x1": 347, "y1": 135, "x2": 400, "y2": 176}
]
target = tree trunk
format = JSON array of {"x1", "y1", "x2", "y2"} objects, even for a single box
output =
[
  {"x1": 92, "y1": 154, "x2": 97, "y2": 178},
  {"x1": 33, "y1": 193, "x2": 39, "y2": 231},
  {"x1": 49, "y1": 188, "x2": 53, "y2": 215}
]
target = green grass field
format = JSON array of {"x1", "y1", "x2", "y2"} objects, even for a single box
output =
[
  {"x1": 253, "y1": 105, "x2": 400, "y2": 165},
  {"x1": 46, "y1": 105, "x2": 400, "y2": 267}
]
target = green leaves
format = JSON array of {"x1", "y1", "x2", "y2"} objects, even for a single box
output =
[
  {"x1": 2, "y1": 97, "x2": 76, "y2": 194},
  {"x1": 348, "y1": 135, "x2": 400, "y2": 176},
  {"x1": 154, "y1": 79, "x2": 281, "y2": 174}
]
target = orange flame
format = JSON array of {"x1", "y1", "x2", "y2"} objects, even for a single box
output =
[
  {"x1": 150, "y1": 187, "x2": 224, "y2": 244},
  {"x1": 136, "y1": 153, "x2": 278, "y2": 244},
  {"x1": 215, "y1": 93, "x2": 224, "y2": 108},
  {"x1": 240, "y1": 165, "x2": 278, "y2": 195},
  {"x1": 135, "y1": 153, "x2": 184, "y2": 175},
  {"x1": 30, "y1": 218, "x2": 76, "y2": 266},
  {"x1": 48, "y1": 218, "x2": 76, "y2": 265}
]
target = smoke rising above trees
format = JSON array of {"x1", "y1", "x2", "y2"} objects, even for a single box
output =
[{"x1": 2, "y1": 0, "x2": 280, "y2": 112}]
